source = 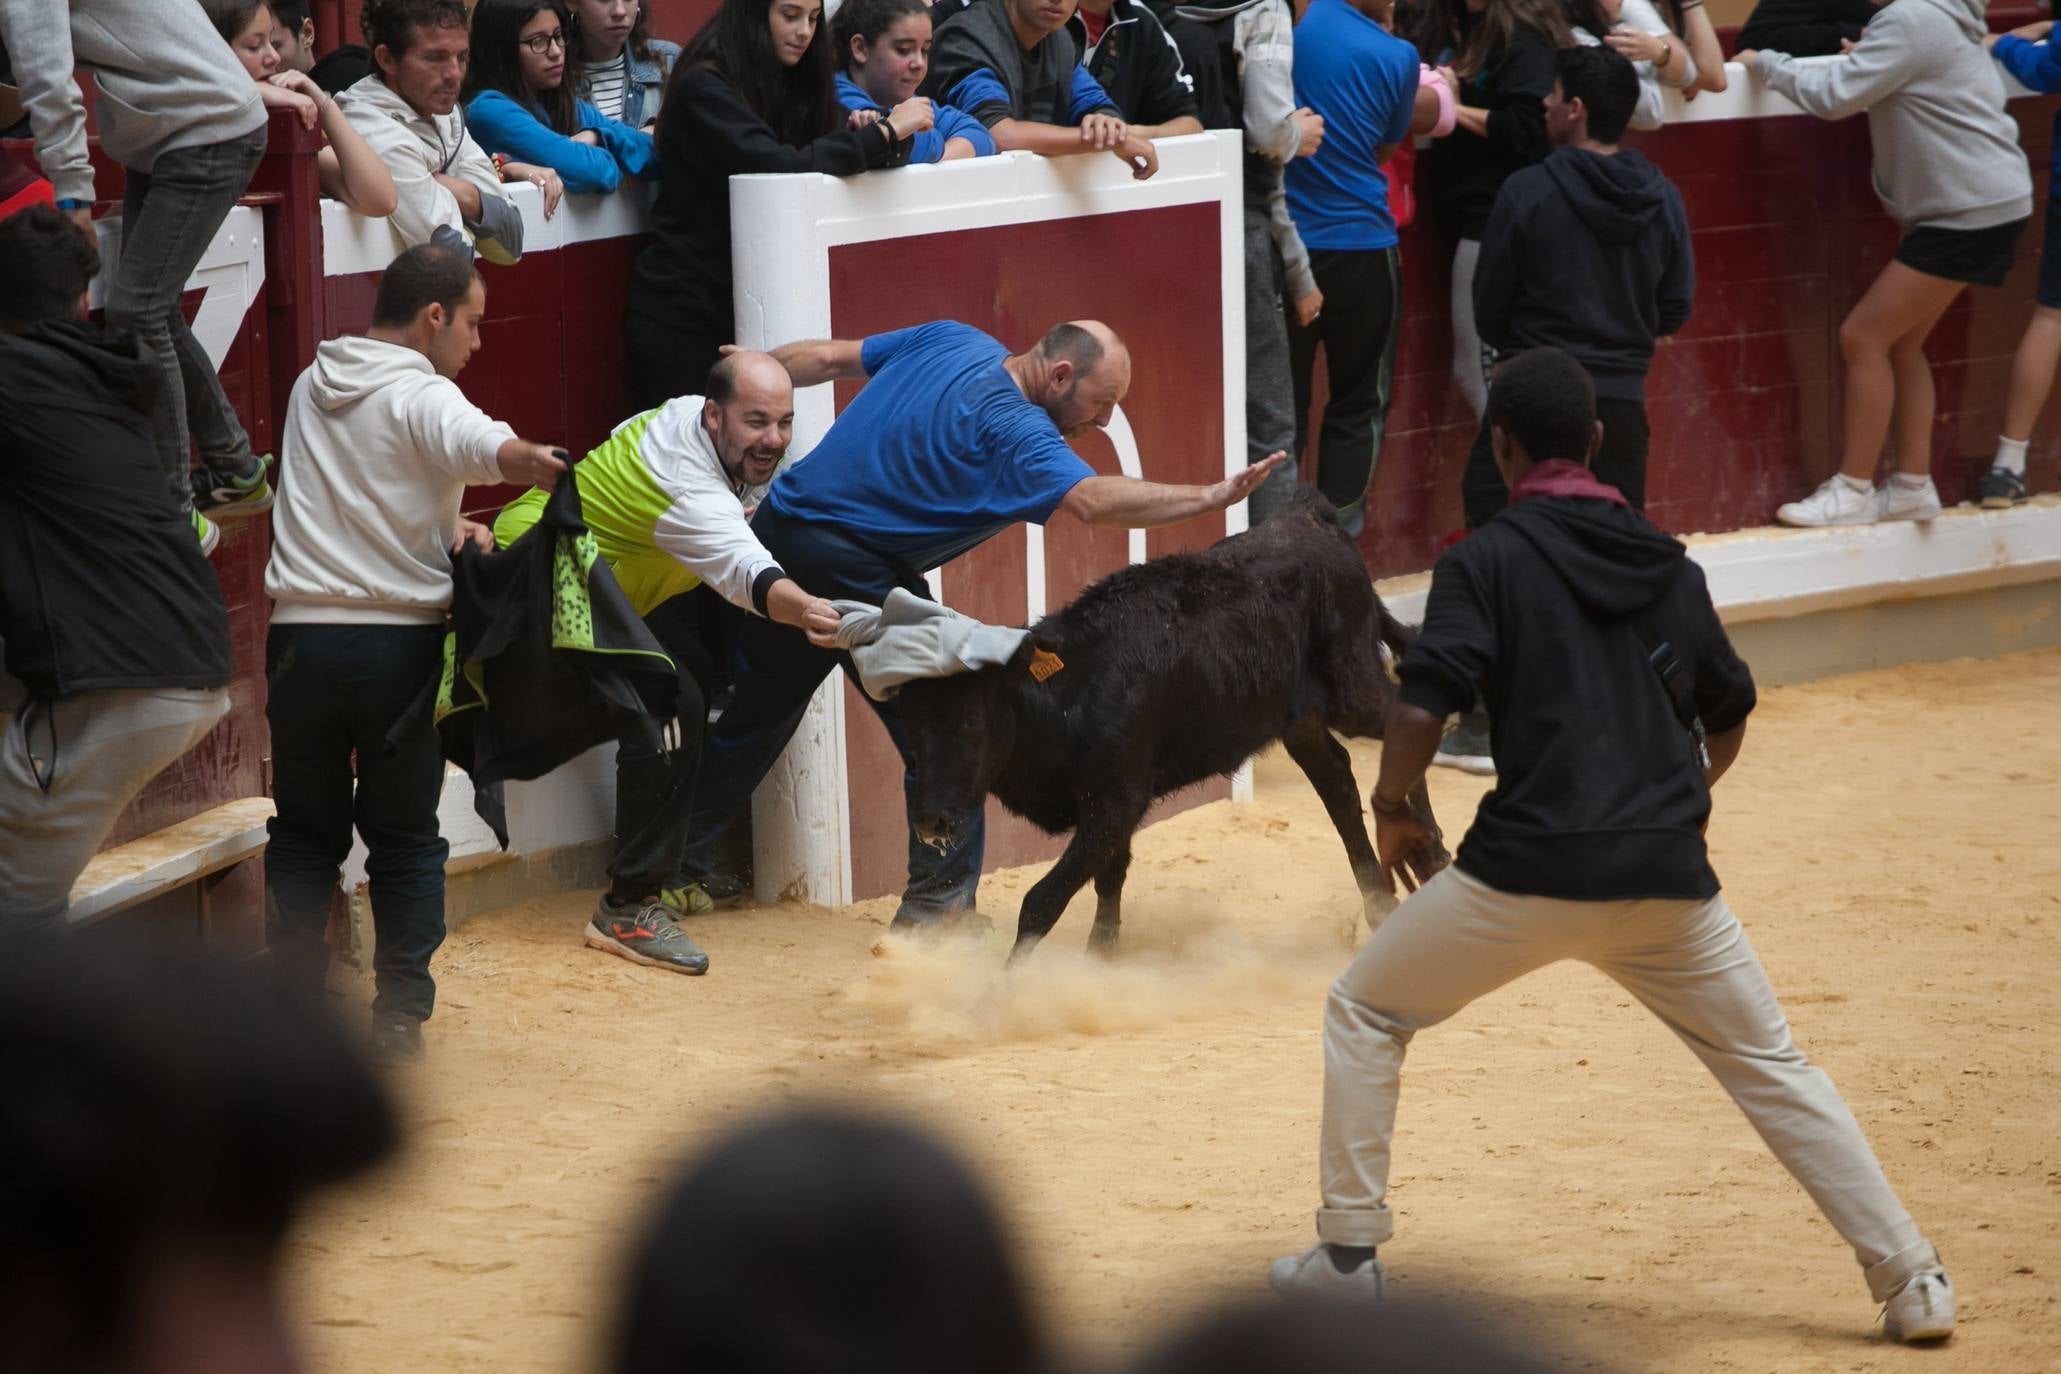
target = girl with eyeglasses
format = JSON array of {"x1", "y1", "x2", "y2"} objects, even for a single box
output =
[{"x1": 463, "y1": 0, "x2": 659, "y2": 194}]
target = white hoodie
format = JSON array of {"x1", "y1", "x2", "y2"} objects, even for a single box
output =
[
  {"x1": 336, "y1": 75, "x2": 522, "y2": 264},
  {"x1": 267, "y1": 337, "x2": 513, "y2": 625}
]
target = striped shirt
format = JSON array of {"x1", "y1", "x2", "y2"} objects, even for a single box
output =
[{"x1": 584, "y1": 56, "x2": 630, "y2": 120}]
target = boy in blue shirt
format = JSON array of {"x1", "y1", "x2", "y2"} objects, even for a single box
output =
[
  {"x1": 1283, "y1": 0, "x2": 1419, "y2": 538},
  {"x1": 673, "y1": 319, "x2": 1281, "y2": 930}
]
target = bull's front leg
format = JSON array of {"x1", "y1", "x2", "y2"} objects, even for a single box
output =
[
  {"x1": 1007, "y1": 802, "x2": 1144, "y2": 966},
  {"x1": 1086, "y1": 838, "x2": 1133, "y2": 958}
]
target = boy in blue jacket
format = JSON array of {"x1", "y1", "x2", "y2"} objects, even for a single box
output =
[{"x1": 1984, "y1": 20, "x2": 2061, "y2": 506}]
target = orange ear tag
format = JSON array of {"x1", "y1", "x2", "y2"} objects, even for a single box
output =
[{"x1": 1028, "y1": 648, "x2": 1065, "y2": 683}]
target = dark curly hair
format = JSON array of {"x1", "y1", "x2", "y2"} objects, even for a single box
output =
[
  {"x1": 1486, "y1": 347, "x2": 1598, "y2": 463},
  {"x1": 0, "y1": 204, "x2": 102, "y2": 333},
  {"x1": 359, "y1": 0, "x2": 470, "y2": 59}
]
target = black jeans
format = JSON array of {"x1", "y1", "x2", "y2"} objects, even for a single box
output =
[
  {"x1": 623, "y1": 302, "x2": 727, "y2": 415},
  {"x1": 263, "y1": 623, "x2": 449, "y2": 1022},
  {"x1": 677, "y1": 506, "x2": 984, "y2": 920},
  {"x1": 105, "y1": 129, "x2": 267, "y2": 510},
  {"x1": 1461, "y1": 396, "x2": 1652, "y2": 529},
  {"x1": 1288, "y1": 245, "x2": 1403, "y2": 539},
  {"x1": 606, "y1": 589, "x2": 722, "y2": 902}
]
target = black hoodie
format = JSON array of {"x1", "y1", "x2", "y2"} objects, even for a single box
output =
[
  {"x1": 0, "y1": 323, "x2": 232, "y2": 698},
  {"x1": 1398, "y1": 494, "x2": 1756, "y2": 901},
  {"x1": 1473, "y1": 146, "x2": 1694, "y2": 402}
]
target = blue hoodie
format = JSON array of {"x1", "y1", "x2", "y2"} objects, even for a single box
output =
[
  {"x1": 465, "y1": 89, "x2": 657, "y2": 194},
  {"x1": 1992, "y1": 35, "x2": 2061, "y2": 184},
  {"x1": 835, "y1": 73, "x2": 997, "y2": 163}
]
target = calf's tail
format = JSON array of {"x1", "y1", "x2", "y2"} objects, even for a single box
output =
[{"x1": 1375, "y1": 598, "x2": 1416, "y2": 667}]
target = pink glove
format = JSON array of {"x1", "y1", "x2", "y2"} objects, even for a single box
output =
[{"x1": 1421, "y1": 64, "x2": 1457, "y2": 138}]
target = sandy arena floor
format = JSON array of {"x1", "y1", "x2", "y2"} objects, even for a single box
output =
[{"x1": 287, "y1": 649, "x2": 2061, "y2": 1373}]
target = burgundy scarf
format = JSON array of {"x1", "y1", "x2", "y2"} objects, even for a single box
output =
[{"x1": 1509, "y1": 459, "x2": 1629, "y2": 509}]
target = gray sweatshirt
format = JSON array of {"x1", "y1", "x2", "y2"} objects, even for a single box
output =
[
  {"x1": 336, "y1": 74, "x2": 523, "y2": 265},
  {"x1": 0, "y1": 0, "x2": 265, "y2": 204},
  {"x1": 1758, "y1": 0, "x2": 2032, "y2": 230}
]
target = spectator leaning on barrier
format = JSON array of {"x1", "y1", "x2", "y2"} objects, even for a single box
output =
[
  {"x1": 1740, "y1": 0, "x2": 2033, "y2": 528},
  {"x1": 1595, "y1": 0, "x2": 1728, "y2": 101},
  {"x1": 922, "y1": 0, "x2": 1161, "y2": 176},
  {"x1": 572, "y1": 0, "x2": 681, "y2": 128},
  {"x1": 1268, "y1": 347, "x2": 1959, "y2": 1351},
  {"x1": 1465, "y1": 44, "x2": 1691, "y2": 521},
  {"x1": 201, "y1": 0, "x2": 401, "y2": 218},
  {"x1": 837, "y1": 0, "x2": 998, "y2": 162},
  {"x1": 623, "y1": 0, "x2": 916, "y2": 408},
  {"x1": 268, "y1": 0, "x2": 318, "y2": 72},
  {"x1": 671, "y1": 320, "x2": 1284, "y2": 929},
  {"x1": 1066, "y1": 0, "x2": 1206, "y2": 140},
  {"x1": 0, "y1": 207, "x2": 233, "y2": 938},
  {"x1": 493, "y1": 353, "x2": 845, "y2": 975},
  {"x1": 1983, "y1": 18, "x2": 2061, "y2": 508},
  {"x1": 339, "y1": 0, "x2": 551, "y2": 266},
  {"x1": 1171, "y1": 0, "x2": 1326, "y2": 526},
  {"x1": 1283, "y1": 0, "x2": 1419, "y2": 540},
  {"x1": 1565, "y1": 0, "x2": 1677, "y2": 131},
  {"x1": 1412, "y1": 0, "x2": 1570, "y2": 422},
  {"x1": 262, "y1": 238, "x2": 568, "y2": 1062},
  {"x1": 464, "y1": 0, "x2": 658, "y2": 195},
  {"x1": 1735, "y1": 0, "x2": 1876, "y2": 57},
  {"x1": 0, "y1": 0, "x2": 275, "y2": 556}
]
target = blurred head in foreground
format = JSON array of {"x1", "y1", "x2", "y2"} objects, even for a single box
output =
[
  {"x1": 0, "y1": 938, "x2": 399, "y2": 1374},
  {"x1": 610, "y1": 1106, "x2": 1046, "y2": 1374}
]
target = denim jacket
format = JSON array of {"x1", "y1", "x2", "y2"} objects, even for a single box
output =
[{"x1": 575, "y1": 37, "x2": 681, "y2": 130}]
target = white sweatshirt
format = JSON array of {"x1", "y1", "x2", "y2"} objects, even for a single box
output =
[
  {"x1": 336, "y1": 75, "x2": 522, "y2": 264},
  {"x1": 267, "y1": 336, "x2": 513, "y2": 625}
]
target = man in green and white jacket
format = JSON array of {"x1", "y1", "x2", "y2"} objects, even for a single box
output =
[{"x1": 495, "y1": 350, "x2": 843, "y2": 976}]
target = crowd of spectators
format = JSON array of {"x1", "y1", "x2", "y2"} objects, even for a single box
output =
[{"x1": 3, "y1": 0, "x2": 2060, "y2": 1004}]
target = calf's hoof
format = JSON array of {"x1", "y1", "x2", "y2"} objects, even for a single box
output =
[
  {"x1": 1362, "y1": 887, "x2": 1399, "y2": 932},
  {"x1": 1086, "y1": 922, "x2": 1120, "y2": 958}
]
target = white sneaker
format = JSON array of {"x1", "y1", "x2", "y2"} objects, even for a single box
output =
[
  {"x1": 1267, "y1": 1244, "x2": 1386, "y2": 1300},
  {"x1": 1777, "y1": 476, "x2": 1882, "y2": 528},
  {"x1": 1882, "y1": 1270, "x2": 1954, "y2": 1343},
  {"x1": 1880, "y1": 476, "x2": 1943, "y2": 522}
]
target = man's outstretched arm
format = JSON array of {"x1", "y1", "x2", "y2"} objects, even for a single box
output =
[{"x1": 1058, "y1": 453, "x2": 1285, "y2": 527}]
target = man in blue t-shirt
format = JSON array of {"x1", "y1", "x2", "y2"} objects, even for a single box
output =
[
  {"x1": 1282, "y1": 0, "x2": 1418, "y2": 538},
  {"x1": 675, "y1": 319, "x2": 1283, "y2": 931}
]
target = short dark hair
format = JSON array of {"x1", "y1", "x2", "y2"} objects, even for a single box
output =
[
  {"x1": 706, "y1": 350, "x2": 745, "y2": 404},
  {"x1": 0, "y1": 205, "x2": 100, "y2": 333},
  {"x1": 1485, "y1": 347, "x2": 1596, "y2": 463},
  {"x1": 360, "y1": 0, "x2": 469, "y2": 58},
  {"x1": 371, "y1": 239, "x2": 482, "y2": 326},
  {"x1": 270, "y1": 0, "x2": 311, "y2": 27},
  {"x1": 0, "y1": 938, "x2": 398, "y2": 1369},
  {"x1": 1554, "y1": 44, "x2": 1640, "y2": 144},
  {"x1": 610, "y1": 1108, "x2": 1045, "y2": 1374},
  {"x1": 1035, "y1": 322, "x2": 1104, "y2": 375},
  {"x1": 198, "y1": 0, "x2": 269, "y2": 42},
  {"x1": 833, "y1": 0, "x2": 929, "y2": 69}
]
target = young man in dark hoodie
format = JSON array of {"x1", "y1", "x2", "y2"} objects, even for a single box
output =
[
  {"x1": 925, "y1": 0, "x2": 1161, "y2": 177},
  {"x1": 1464, "y1": 44, "x2": 1691, "y2": 525},
  {"x1": 0, "y1": 207, "x2": 233, "y2": 935},
  {"x1": 1065, "y1": 0, "x2": 1204, "y2": 140},
  {"x1": 1268, "y1": 347, "x2": 1957, "y2": 1346}
]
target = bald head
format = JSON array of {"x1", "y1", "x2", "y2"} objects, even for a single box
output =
[
  {"x1": 1032, "y1": 320, "x2": 1131, "y2": 438},
  {"x1": 703, "y1": 350, "x2": 795, "y2": 488}
]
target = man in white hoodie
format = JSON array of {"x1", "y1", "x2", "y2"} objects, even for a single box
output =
[
  {"x1": 337, "y1": 0, "x2": 554, "y2": 265},
  {"x1": 263, "y1": 236, "x2": 567, "y2": 1060}
]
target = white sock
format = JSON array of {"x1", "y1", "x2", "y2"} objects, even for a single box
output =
[
  {"x1": 1836, "y1": 473, "x2": 1874, "y2": 493},
  {"x1": 1891, "y1": 471, "x2": 1931, "y2": 490},
  {"x1": 1994, "y1": 435, "x2": 2029, "y2": 476}
]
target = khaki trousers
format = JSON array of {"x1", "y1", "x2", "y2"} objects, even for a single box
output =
[{"x1": 1318, "y1": 866, "x2": 1937, "y2": 1302}]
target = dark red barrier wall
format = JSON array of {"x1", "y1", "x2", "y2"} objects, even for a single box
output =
[
  {"x1": 827, "y1": 202, "x2": 1232, "y2": 897},
  {"x1": 1359, "y1": 102, "x2": 2061, "y2": 578}
]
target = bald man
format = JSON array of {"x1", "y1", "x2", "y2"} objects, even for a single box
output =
[
  {"x1": 494, "y1": 352, "x2": 843, "y2": 974},
  {"x1": 674, "y1": 318, "x2": 1284, "y2": 934}
]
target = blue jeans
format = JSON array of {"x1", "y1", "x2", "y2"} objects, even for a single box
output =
[
  {"x1": 678, "y1": 506, "x2": 984, "y2": 921},
  {"x1": 105, "y1": 129, "x2": 267, "y2": 512},
  {"x1": 263, "y1": 624, "x2": 449, "y2": 1021}
]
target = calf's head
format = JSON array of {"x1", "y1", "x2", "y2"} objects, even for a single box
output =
[{"x1": 894, "y1": 652, "x2": 1030, "y2": 850}]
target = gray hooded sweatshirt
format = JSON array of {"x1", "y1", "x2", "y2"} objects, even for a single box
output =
[
  {"x1": 0, "y1": 0, "x2": 265, "y2": 204},
  {"x1": 1757, "y1": 0, "x2": 2031, "y2": 230}
]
